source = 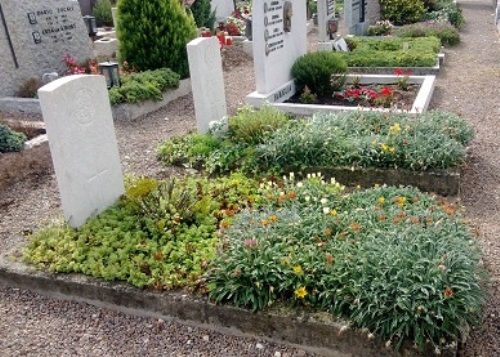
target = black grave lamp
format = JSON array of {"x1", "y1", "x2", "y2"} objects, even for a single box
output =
[
  {"x1": 99, "y1": 61, "x2": 121, "y2": 89},
  {"x1": 82, "y1": 15, "x2": 97, "y2": 37}
]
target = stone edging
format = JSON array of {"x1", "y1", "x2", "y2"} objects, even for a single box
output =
[
  {"x1": 291, "y1": 166, "x2": 461, "y2": 196},
  {"x1": 0, "y1": 260, "x2": 457, "y2": 357},
  {"x1": 0, "y1": 79, "x2": 191, "y2": 121}
]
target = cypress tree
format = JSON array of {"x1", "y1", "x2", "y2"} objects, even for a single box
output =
[
  {"x1": 190, "y1": 0, "x2": 216, "y2": 31},
  {"x1": 117, "y1": 0, "x2": 197, "y2": 78}
]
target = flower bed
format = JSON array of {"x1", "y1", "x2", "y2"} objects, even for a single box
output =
[
  {"x1": 156, "y1": 108, "x2": 472, "y2": 195},
  {"x1": 23, "y1": 173, "x2": 485, "y2": 354}
]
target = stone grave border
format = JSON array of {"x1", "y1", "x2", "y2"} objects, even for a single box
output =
[
  {"x1": 0, "y1": 79, "x2": 191, "y2": 121},
  {"x1": 248, "y1": 74, "x2": 436, "y2": 116},
  {"x1": 0, "y1": 258, "x2": 457, "y2": 357}
]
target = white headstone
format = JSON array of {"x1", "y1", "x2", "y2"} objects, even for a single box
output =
[
  {"x1": 0, "y1": 0, "x2": 93, "y2": 97},
  {"x1": 38, "y1": 75, "x2": 125, "y2": 228},
  {"x1": 187, "y1": 37, "x2": 227, "y2": 134},
  {"x1": 211, "y1": 0, "x2": 235, "y2": 22},
  {"x1": 334, "y1": 37, "x2": 349, "y2": 52},
  {"x1": 246, "y1": 0, "x2": 307, "y2": 106},
  {"x1": 317, "y1": 0, "x2": 336, "y2": 43}
]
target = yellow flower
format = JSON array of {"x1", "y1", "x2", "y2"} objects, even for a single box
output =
[
  {"x1": 270, "y1": 215, "x2": 278, "y2": 222},
  {"x1": 371, "y1": 140, "x2": 377, "y2": 146},
  {"x1": 378, "y1": 197, "x2": 385, "y2": 204},
  {"x1": 356, "y1": 185, "x2": 361, "y2": 190},
  {"x1": 389, "y1": 147, "x2": 395, "y2": 153},
  {"x1": 261, "y1": 219, "x2": 269, "y2": 226},
  {"x1": 293, "y1": 265, "x2": 303, "y2": 275},
  {"x1": 380, "y1": 143, "x2": 389, "y2": 152},
  {"x1": 331, "y1": 209, "x2": 338, "y2": 217},
  {"x1": 389, "y1": 123, "x2": 401, "y2": 135},
  {"x1": 294, "y1": 286, "x2": 308, "y2": 299}
]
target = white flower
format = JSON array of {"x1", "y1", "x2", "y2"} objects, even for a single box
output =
[
  {"x1": 296, "y1": 182, "x2": 303, "y2": 188},
  {"x1": 282, "y1": 175, "x2": 287, "y2": 181},
  {"x1": 305, "y1": 196, "x2": 310, "y2": 202},
  {"x1": 320, "y1": 198, "x2": 328, "y2": 205},
  {"x1": 259, "y1": 183, "x2": 265, "y2": 189},
  {"x1": 311, "y1": 173, "x2": 316, "y2": 178},
  {"x1": 307, "y1": 174, "x2": 311, "y2": 179},
  {"x1": 317, "y1": 172, "x2": 322, "y2": 177},
  {"x1": 323, "y1": 207, "x2": 330, "y2": 214},
  {"x1": 289, "y1": 172, "x2": 294, "y2": 179}
]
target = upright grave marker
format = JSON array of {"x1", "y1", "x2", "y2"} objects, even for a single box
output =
[
  {"x1": 38, "y1": 75, "x2": 125, "y2": 228},
  {"x1": 187, "y1": 37, "x2": 227, "y2": 133},
  {"x1": 211, "y1": 0, "x2": 235, "y2": 22},
  {"x1": 317, "y1": 0, "x2": 336, "y2": 51},
  {"x1": 344, "y1": 0, "x2": 367, "y2": 35},
  {"x1": 0, "y1": 0, "x2": 93, "y2": 97},
  {"x1": 246, "y1": 0, "x2": 307, "y2": 107}
]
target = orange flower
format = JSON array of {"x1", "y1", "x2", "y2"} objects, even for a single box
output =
[
  {"x1": 426, "y1": 217, "x2": 433, "y2": 224},
  {"x1": 267, "y1": 194, "x2": 274, "y2": 200},
  {"x1": 338, "y1": 232, "x2": 347, "y2": 240},
  {"x1": 326, "y1": 254, "x2": 334, "y2": 264},
  {"x1": 324, "y1": 227, "x2": 333, "y2": 236},
  {"x1": 351, "y1": 223, "x2": 361, "y2": 232},
  {"x1": 379, "y1": 214, "x2": 387, "y2": 221},
  {"x1": 270, "y1": 215, "x2": 278, "y2": 222},
  {"x1": 410, "y1": 216, "x2": 420, "y2": 224},
  {"x1": 261, "y1": 219, "x2": 269, "y2": 226},
  {"x1": 221, "y1": 221, "x2": 229, "y2": 228},
  {"x1": 288, "y1": 192, "x2": 297, "y2": 199},
  {"x1": 444, "y1": 287, "x2": 453, "y2": 298},
  {"x1": 279, "y1": 193, "x2": 287, "y2": 200}
]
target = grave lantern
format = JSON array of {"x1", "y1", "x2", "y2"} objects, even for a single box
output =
[
  {"x1": 328, "y1": 18, "x2": 338, "y2": 39},
  {"x1": 82, "y1": 15, "x2": 97, "y2": 37},
  {"x1": 99, "y1": 61, "x2": 121, "y2": 88}
]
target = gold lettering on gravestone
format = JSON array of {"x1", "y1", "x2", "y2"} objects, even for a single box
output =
[
  {"x1": 28, "y1": 5, "x2": 78, "y2": 45},
  {"x1": 264, "y1": 0, "x2": 285, "y2": 57}
]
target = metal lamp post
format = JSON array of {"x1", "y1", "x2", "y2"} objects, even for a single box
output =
[{"x1": 82, "y1": 15, "x2": 97, "y2": 37}]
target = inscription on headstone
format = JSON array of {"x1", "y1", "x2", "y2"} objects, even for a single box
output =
[
  {"x1": 38, "y1": 75, "x2": 125, "y2": 228},
  {"x1": 344, "y1": 0, "x2": 368, "y2": 35},
  {"x1": 247, "y1": 0, "x2": 307, "y2": 98},
  {"x1": 0, "y1": 0, "x2": 93, "y2": 97}
]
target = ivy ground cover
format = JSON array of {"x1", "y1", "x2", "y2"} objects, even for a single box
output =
[{"x1": 24, "y1": 173, "x2": 485, "y2": 353}]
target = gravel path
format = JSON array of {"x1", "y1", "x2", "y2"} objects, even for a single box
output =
[{"x1": 0, "y1": 1, "x2": 499, "y2": 355}]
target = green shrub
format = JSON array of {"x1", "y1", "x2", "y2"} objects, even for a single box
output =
[
  {"x1": 366, "y1": 20, "x2": 393, "y2": 36},
  {"x1": 380, "y1": 0, "x2": 426, "y2": 25},
  {"x1": 92, "y1": 0, "x2": 114, "y2": 27},
  {"x1": 395, "y1": 21, "x2": 460, "y2": 46},
  {"x1": 291, "y1": 52, "x2": 347, "y2": 97},
  {"x1": 342, "y1": 37, "x2": 440, "y2": 67},
  {"x1": 117, "y1": 0, "x2": 197, "y2": 78},
  {"x1": 228, "y1": 105, "x2": 290, "y2": 145},
  {"x1": 208, "y1": 179, "x2": 485, "y2": 352},
  {"x1": 0, "y1": 124, "x2": 26, "y2": 153},
  {"x1": 424, "y1": 1, "x2": 465, "y2": 29},
  {"x1": 108, "y1": 68, "x2": 180, "y2": 105},
  {"x1": 190, "y1": 0, "x2": 216, "y2": 31}
]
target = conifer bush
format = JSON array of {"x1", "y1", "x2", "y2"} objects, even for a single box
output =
[
  {"x1": 117, "y1": 0, "x2": 197, "y2": 78},
  {"x1": 190, "y1": 0, "x2": 216, "y2": 31}
]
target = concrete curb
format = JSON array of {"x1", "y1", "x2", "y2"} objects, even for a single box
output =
[
  {"x1": 0, "y1": 79, "x2": 191, "y2": 121},
  {"x1": 0, "y1": 259, "x2": 456, "y2": 357}
]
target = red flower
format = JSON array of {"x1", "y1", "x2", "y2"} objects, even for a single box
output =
[
  {"x1": 394, "y1": 68, "x2": 404, "y2": 76},
  {"x1": 380, "y1": 87, "x2": 393, "y2": 96}
]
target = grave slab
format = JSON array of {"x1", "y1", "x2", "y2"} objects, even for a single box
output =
[{"x1": 38, "y1": 75, "x2": 124, "y2": 228}]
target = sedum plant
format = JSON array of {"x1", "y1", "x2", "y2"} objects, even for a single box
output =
[
  {"x1": 117, "y1": 0, "x2": 197, "y2": 78},
  {"x1": 0, "y1": 124, "x2": 26, "y2": 153},
  {"x1": 380, "y1": 0, "x2": 426, "y2": 25}
]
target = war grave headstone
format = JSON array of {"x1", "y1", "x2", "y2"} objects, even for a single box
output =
[
  {"x1": 187, "y1": 36, "x2": 227, "y2": 134},
  {"x1": 0, "y1": 0, "x2": 93, "y2": 97},
  {"x1": 317, "y1": 0, "x2": 336, "y2": 51},
  {"x1": 245, "y1": 0, "x2": 307, "y2": 107},
  {"x1": 38, "y1": 75, "x2": 125, "y2": 228}
]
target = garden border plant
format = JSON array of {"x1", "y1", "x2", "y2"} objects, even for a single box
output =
[{"x1": 22, "y1": 173, "x2": 486, "y2": 355}]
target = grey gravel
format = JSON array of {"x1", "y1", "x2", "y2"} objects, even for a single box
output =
[{"x1": 0, "y1": 1, "x2": 499, "y2": 356}]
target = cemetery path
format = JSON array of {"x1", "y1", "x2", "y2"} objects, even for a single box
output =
[
  {"x1": 429, "y1": 1, "x2": 500, "y2": 355},
  {"x1": 0, "y1": 1, "x2": 499, "y2": 356}
]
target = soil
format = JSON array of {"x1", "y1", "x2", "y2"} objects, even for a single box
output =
[{"x1": 288, "y1": 83, "x2": 419, "y2": 111}]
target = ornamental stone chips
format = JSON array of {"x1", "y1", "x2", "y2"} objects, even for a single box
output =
[{"x1": 0, "y1": 0, "x2": 93, "y2": 97}]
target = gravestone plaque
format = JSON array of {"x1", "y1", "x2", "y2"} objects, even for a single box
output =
[
  {"x1": 0, "y1": 0, "x2": 93, "y2": 97},
  {"x1": 317, "y1": 0, "x2": 336, "y2": 43},
  {"x1": 246, "y1": 0, "x2": 307, "y2": 105},
  {"x1": 38, "y1": 75, "x2": 125, "y2": 228},
  {"x1": 334, "y1": 37, "x2": 349, "y2": 52},
  {"x1": 344, "y1": 0, "x2": 368, "y2": 35},
  {"x1": 187, "y1": 37, "x2": 227, "y2": 133}
]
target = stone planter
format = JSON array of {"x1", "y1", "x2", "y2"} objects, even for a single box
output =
[{"x1": 246, "y1": 74, "x2": 437, "y2": 116}]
